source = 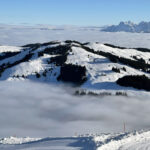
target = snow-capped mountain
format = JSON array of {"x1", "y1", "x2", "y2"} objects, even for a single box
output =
[
  {"x1": 102, "y1": 21, "x2": 150, "y2": 33},
  {"x1": 0, "y1": 40, "x2": 150, "y2": 95}
]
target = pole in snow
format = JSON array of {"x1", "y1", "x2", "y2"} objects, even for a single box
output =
[{"x1": 123, "y1": 122, "x2": 126, "y2": 133}]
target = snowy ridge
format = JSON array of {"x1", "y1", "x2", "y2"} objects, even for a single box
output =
[
  {"x1": 0, "y1": 46, "x2": 22, "y2": 53},
  {"x1": 96, "y1": 130, "x2": 150, "y2": 150},
  {"x1": 1, "y1": 130, "x2": 150, "y2": 150},
  {"x1": 0, "y1": 40, "x2": 150, "y2": 94},
  {"x1": 87, "y1": 43, "x2": 150, "y2": 63},
  {"x1": 102, "y1": 21, "x2": 150, "y2": 33},
  {"x1": 0, "y1": 137, "x2": 41, "y2": 145}
]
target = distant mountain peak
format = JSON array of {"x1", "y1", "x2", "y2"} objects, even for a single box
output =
[
  {"x1": 119, "y1": 21, "x2": 134, "y2": 26},
  {"x1": 102, "y1": 21, "x2": 150, "y2": 33}
]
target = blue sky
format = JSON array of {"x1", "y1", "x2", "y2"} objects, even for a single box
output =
[{"x1": 0, "y1": 0, "x2": 149, "y2": 26}]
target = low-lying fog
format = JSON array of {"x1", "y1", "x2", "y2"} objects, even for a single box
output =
[
  {"x1": 0, "y1": 81, "x2": 149, "y2": 138},
  {"x1": 1, "y1": 24, "x2": 150, "y2": 48}
]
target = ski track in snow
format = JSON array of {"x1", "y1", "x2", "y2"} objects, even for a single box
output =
[
  {"x1": 96, "y1": 130, "x2": 150, "y2": 150},
  {"x1": 1, "y1": 130, "x2": 150, "y2": 150}
]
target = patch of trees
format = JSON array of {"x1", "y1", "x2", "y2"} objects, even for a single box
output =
[
  {"x1": 117, "y1": 75, "x2": 150, "y2": 91},
  {"x1": 0, "y1": 52, "x2": 20, "y2": 61},
  {"x1": 50, "y1": 54, "x2": 68, "y2": 66},
  {"x1": 57, "y1": 64, "x2": 87, "y2": 85},
  {"x1": 132, "y1": 56, "x2": 146, "y2": 63},
  {"x1": 65, "y1": 40, "x2": 90, "y2": 47},
  {"x1": 35, "y1": 70, "x2": 48, "y2": 78},
  {"x1": 75, "y1": 90, "x2": 111, "y2": 96},
  {"x1": 13, "y1": 74, "x2": 27, "y2": 78},
  {"x1": 35, "y1": 72, "x2": 41, "y2": 78},
  {"x1": 115, "y1": 92, "x2": 127, "y2": 96},
  {"x1": 135, "y1": 48, "x2": 150, "y2": 53},
  {"x1": 112, "y1": 67, "x2": 120, "y2": 73},
  {"x1": 40, "y1": 41, "x2": 60, "y2": 46},
  {"x1": 116, "y1": 56, "x2": 150, "y2": 72},
  {"x1": 122, "y1": 67, "x2": 126, "y2": 72},
  {"x1": 38, "y1": 45, "x2": 72, "y2": 67},
  {"x1": 42, "y1": 70, "x2": 47, "y2": 77},
  {"x1": 104, "y1": 43, "x2": 126, "y2": 49},
  {"x1": 38, "y1": 45, "x2": 70, "y2": 56},
  {"x1": 22, "y1": 43, "x2": 41, "y2": 53},
  {"x1": 0, "y1": 53, "x2": 33, "y2": 77},
  {"x1": 22, "y1": 41, "x2": 60, "y2": 48},
  {"x1": 75, "y1": 90, "x2": 127, "y2": 96},
  {"x1": 104, "y1": 43, "x2": 150, "y2": 53},
  {"x1": 79, "y1": 45, "x2": 150, "y2": 73},
  {"x1": 82, "y1": 42, "x2": 90, "y2": 46},
  {"x1": 22, "y1": 43, "x2": 41, "y2": 48},
  {"x1": 112, "y1": 67, "x2": 126, "y2": 73},
  {"x1": 65, "y1": 40, "x2": 82, "y2": 45},
  {"x1": 23, "y1": 41, "x2": 61, "y2": 53}
]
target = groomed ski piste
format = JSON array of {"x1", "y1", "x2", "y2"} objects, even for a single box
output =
[{"x1": 0, "y1": 130, "x2": 150, "y2": 150}]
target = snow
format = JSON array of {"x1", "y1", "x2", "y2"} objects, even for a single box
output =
[
  {"x1": 87, "y1": 43, "x2": 150, "y2": 63},
  {"x1": 96, "y1": 130, "x2": 150, "y2": 150},
  {"x1": 66, "y1": 44, "x2": 147, "y2": 92},
  {"x1": 1, "y1": 130, "x2": 150, "y2": 150},
  {"x1": 0, "y1": 41, "x2": 150, "y2": 94},
  {"x1": 0, "y1": 43, "x2": 62, "y2": 82},
  {"x1": 0, "y1": 137, "x2": 41, "y2": 145},
  {"x1": 0, "y1": 46, "x2": 22, "y2": 53},
  {"x1": 102, "y1": 21, "x2": 150, "y2": 33},
  {"x1": 0, "y1": 136, "x2": 90, "y2": 150}
]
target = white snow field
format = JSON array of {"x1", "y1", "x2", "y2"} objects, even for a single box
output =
[
  {"x1": 0, "y1": 46, "x2": 22, "y2": 53},
  {"x1": 96, "y1": 130, "x2": 150, "y2": 150},
  {"x1": 1, "y1": 130, "x2": 150, "y2": 150}
]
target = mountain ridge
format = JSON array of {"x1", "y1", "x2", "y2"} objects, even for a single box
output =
[
  {"x1": 1, "y1": 40, "x2": 150, "y2": 95},
  {"x1": 102, "y1": 21, "x2": 150, "y2": 33}
]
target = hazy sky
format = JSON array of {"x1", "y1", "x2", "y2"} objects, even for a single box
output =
[{"x1": 0, "y1": 0, "x2": 150, "y2": 26}]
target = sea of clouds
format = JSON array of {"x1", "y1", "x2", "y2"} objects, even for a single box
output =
[
  {"x1": 0, "y1": 81, "x2": 149, "y2": 138},
  {"x1": 1, "y1": 24, "x2": 150, "y2": 48}
]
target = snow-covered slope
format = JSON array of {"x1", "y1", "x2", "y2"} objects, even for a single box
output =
[
  {"x1": 102, "y1": 21, "x2": 150, "y2": 33},
  {"x1": 96, "y1": 130, "x2": 150, "y2": 150},
  {"x1": 1, "y1": 130, "x2": 150, "y2": 150},
  {"x1": 1, "y1": 40, "x2": 150, "y2": 95},
  {"x1": 0, "y1": 46, "x2": 22, "y2": 53}
]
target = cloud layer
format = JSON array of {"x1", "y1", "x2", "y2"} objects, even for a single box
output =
[
  {"x1": 1, "y1": 24, "x2": 150, "y2": 48},
  {"x1": 0, "y1": 81, "x2": 149, "y2": 137}
]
